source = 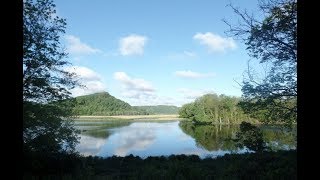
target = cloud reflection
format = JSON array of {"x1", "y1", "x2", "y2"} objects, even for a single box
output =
[
  {"x1": 111, "y1": 122, "x2": 178, "y2": 156},
  {"x1": 113, "y1": 123, "x2": 158, "y2": 156},
  {"x1": 76, "y1": 135, "x2": 107, "y2": 156}
]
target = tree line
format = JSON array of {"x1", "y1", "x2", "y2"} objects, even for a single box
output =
[
  {"x1": 179, "y1": 93, "x2": 259, "y2": 124},
  {"x1": 135, "y1": 105, "x2": 180, "y2": 115}
]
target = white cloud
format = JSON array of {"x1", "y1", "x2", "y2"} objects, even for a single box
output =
[
  {"x1": 113, "y1": 72, "x2": 215, "y2": 107},
  {"x1": 128, "y1": 95, "x2": 183, "y2": 107},
  {"x1": 65, "y1": 35, "x2": 102, "y2": 55},
  {"x1": 114, "y1": 72, "x2": 155, "y2": 92},
  {"x1": 177, "y1": 88, "x2": 215, "y2": 100},
  {"x1": 193, "y1": 32, "x2": 236, "y2": 53},
  {"x1": 65, "y1": 66, "x2": 106, "y2": 97},
  {"x1": 113, "y1": 72, "x2": 184, "y2": 106},
  {"x1": 174, "y1": 70, "x2": 215, "y2": 79},
  {"x1": 119, "y1": 34, "x2": 148, "y2": 56},
  {"x1": 113, "y1": 72, "x2": 158, "y2": 105},
  {"x1": 112, "y1": 72, "x2": 216, "y2": 107}
]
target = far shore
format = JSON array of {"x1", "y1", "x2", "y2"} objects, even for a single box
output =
[
  {"x1": 73, "y1": 114, "x2": 183, "y2": 121},
  {"x1": 72, "y1": 115, "x2": 296, "y2": 126}
]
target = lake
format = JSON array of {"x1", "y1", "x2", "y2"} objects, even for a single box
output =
[{"x1": 74, "y1": 120, "x2": 296, "y2": 158}]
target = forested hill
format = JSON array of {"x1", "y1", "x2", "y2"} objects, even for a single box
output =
[
  {"x1": 71, "y1": 92, "x2": 149, "y2": 115},
  {"x1": 135, "y1": 105, "x2": 180, "y2": 114}
]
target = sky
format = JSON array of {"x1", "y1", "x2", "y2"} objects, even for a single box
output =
[{"x1": 54, "y1": 0, "x2": 263, "y2": 107}]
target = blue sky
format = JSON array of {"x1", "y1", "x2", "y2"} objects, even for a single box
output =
[{"x1": 54, "y1": 0, "x2": 263, "y2": 106}]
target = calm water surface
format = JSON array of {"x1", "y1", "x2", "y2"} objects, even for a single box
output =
[{"x1": 75, "y1": 120, "x2": 296, "y2": 158}]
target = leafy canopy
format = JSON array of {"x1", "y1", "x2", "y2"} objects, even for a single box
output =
[
  {"x1": 23, "y1": 0, "x2": 79, "y2": 154},
  {"x1": 224, "y1": 0, "x2": 297, "y2": 124},
  {"x1": 179, "y1": 93, "x2": 257, "y2": 124}
]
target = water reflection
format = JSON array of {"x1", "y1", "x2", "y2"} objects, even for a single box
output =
[
  {"x1": 75, "y1": 120, "x2": 296, "y2": 158},
  {"x1": 76, "y1": 135, "x2": 107, "y2": 156},
  {"x1": 179, "y1": 122, "x2": 239, "y2": 151},
  {"x1": 179, "y1": 121, "x2": 296, "y2": 152},
  {"x1": 82, "y1": 129, "x2": 110, "y2": 139},
  {"x1": 261, "y1": 126, "x2": 296, "y2": 150},
  {"x1": 112, "y1": 124, "x2": 157, "y2": 156},
  {"x1": 100, "y1": 122, "x2": 183, "y2": 157}
]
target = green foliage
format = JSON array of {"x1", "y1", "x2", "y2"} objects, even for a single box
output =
[
  {"x1": 239, "y1": 97, "x2": 297, "y2": 125},
  {"x1": 178, "y1": 102, "x2": 197, "y2": 120},
  {"x1": 135, "y1": 105, "x2": 180, "y2": 114},
  {"x1": 24, "y1": 150, "x2": 297, "y2": 179},
  {"x1": 23, "y1": 0, "x2": 79, "y2": 154},
  {"x1": 234, "y1": 122, "x2": 266, "y2": 153},
  {"x1": 23, "y1": 0, "x2": 77, "y2": 102},
  {"x1": 69, "y1": 92, "x2": 149, "y2": 115},
  {"x1": 179, "y1": 93, "x2": 257, "y2": 124},
  {"x1": 225, "y1": 0, "x2": 297, "y2": 125}
]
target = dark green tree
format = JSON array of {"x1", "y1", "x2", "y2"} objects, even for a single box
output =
[
  {"x1": 234, "y1": 122, "x2": 266, "y2": 152},
  {"x1": 179, "y1": 93, "x2": 256, "y2": 124},
  {"x1": 224, "y1": 0, "x2": 297, "y2": 124},
  {"x1": 23, "y1": 0, "x2": 79, "y2": 154},
  {"x1": 179, "y1": 102, "x2": 197, "y2": 120}
]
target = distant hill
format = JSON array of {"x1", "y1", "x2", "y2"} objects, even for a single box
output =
[
  {"x1": 70, "y1": 92, "x2": 148, "y2": 116},
  {"x1": 135, "y1": 105, "x2": 180, "y2": 115}
]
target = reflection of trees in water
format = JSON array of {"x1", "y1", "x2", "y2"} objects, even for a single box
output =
[
  {"x1": 78, "y1": 121, "x2": 132, "y2": 139},
  {"x1": 260, "y1": 126, "x2": 297, "y2": 150},
  {"x1": 179, "y1": 121, "x2": 239, "y2": 151},
  {"x1": 82, "y1": 129, "x2": 110, "y2": 139},
  {"x1": 179, "y1": 121, "x2": 296, "y2": 152}
]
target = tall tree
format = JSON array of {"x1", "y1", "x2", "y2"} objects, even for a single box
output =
[
  {"x1": 23, "y1": 0, "x2": 79, "y2": 154},
  {"x1": 224, "y1": 0, "x2": 297, "y2": 124}
]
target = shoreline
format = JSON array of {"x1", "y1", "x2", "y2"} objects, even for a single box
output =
[
  {"x1": 73, "y1": 114, "x2": 183, "y2": 121},
  {"x1": 72, "y1": 115, "x2": 296, "y2": 126}
]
